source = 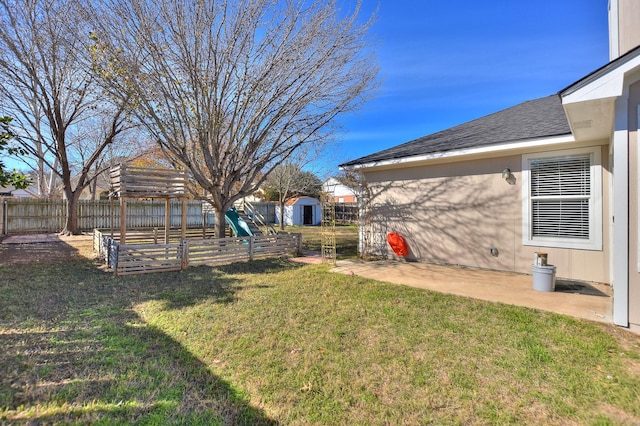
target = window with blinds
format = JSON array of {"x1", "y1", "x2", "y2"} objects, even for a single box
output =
[
  {"x1": 522, "y1": 147, "x2": 602, "y2": 251},
  {"x1": 530, "y1": 154, "x2": 590, "y2": 239}
]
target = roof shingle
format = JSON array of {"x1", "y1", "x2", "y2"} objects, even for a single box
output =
[{"x1": 340, "y1": 95, "x2": 571, "y2": 167}]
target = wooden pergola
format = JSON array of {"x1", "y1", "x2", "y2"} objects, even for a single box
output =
[{"x1": 109, "y1": 164, "x2": 189, "y2": 245}]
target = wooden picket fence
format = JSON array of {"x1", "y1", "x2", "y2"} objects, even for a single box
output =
[{"x1": 94, "y1": 229, "x2": 302, "y2": 276}]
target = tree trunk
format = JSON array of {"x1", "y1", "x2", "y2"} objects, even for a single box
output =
[
  {"x1": 90, "y1": 179, "x2": 98, "y2": 201},
  {"x1": 61, "y1": 191, "x2": 81, "y2": 235},
  {"x1": 279, "y1": 200, "x2": 285, "y2": 230},
  {"x1": 215, "y1": 208, "x2": 227, "y2": 238}
]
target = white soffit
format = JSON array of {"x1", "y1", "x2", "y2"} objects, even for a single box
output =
[
  {"x1": 562, "y1": 97, "x2": 616, "y2": 142},
  {"x1": 561, "y1": 52, "x2": 640, "y2": 142}
]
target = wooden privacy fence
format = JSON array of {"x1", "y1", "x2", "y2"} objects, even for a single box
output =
[
  {"x1": 94, "y1": 229, "x2": 302, "y2": 276},
  {"x1": 335, "y1": 203, "x2": 359, "y2": 224},
  {"x1": 242, "y1": 201, "x2": 277, "y2": 227},
  {"x1": 1, "y1": 198, "x2": 212, "y2": 234}
]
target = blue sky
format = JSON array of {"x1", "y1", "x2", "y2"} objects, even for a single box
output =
[
  {"x1": 332, "y1": 0, "x2": 610, "y2": 170},
  {"x1": 3, "y1": 1, "x2": 610, "y2": 177}
]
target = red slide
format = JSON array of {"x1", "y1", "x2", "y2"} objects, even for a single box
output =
[{"x1": 387, "y1": 232, "x2": 409, "y2": 257}]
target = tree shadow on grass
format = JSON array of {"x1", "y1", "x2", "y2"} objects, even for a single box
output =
[
  {"x1": 0, "y1": 242, "x2": 294, "y2": 424},
  {"x1": 213, "y1": 256, "x2": 305, "y2": 275},
  {"x1": 0, "y1": 313, "x2": 277, "y2": 424},
  {"x1": 125, "y1": 258, "x2": 305, "y2": 310}
]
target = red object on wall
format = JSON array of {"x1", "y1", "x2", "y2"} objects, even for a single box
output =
[{"x1": 387, "y1": 232, "x2": 409, "y2": 257}]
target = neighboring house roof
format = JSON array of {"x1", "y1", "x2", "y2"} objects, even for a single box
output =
[
  {"x1": 340, "y1": 95, "x2": 571, "y2": 168},
  {"x1": 0, "y1": 186, "x2": 38, "y2": 198},
  {"x1": 285, "y1": 196, "x2": 319, "y2": 206}
]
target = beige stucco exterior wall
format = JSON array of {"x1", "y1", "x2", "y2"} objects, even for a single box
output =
[
  {"x1": 362, "y1": 147, "x2": 611, "y2": 283},
  {"x1": 618, "y1": 0, "x2": 640, "y2": 57},
  {"x1": 627, "y1": 81, "x2": 640, "y2": 331}
]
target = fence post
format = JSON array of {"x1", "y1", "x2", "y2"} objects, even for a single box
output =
[
  {"x1": 164, "y1": 199, "x2": 170, "y2": 244},
  {"x1": 0, "y1": 197, "x2": 4, "y2": 235},
  {"x1": 181, "y1": 239, "x2": 189, "y2": 270},
  {"x1": 202, "y1": 208, "x2": 206, "y2": 238},
  {"x1": 295, "y1": 232, "x2": 303, "y2": 255},
  {"x1": 120, "y1": 198, "x2": 127, "y2": 244},
  {"x1": 249, "y1": 236, "x2": 254, "y2": 261},
  {"x1": 111, "y1": 240, "x2": 120, "y2": 277},
  {"x1": 110, "y1": 197, "x2": 115, "y2": 238}
]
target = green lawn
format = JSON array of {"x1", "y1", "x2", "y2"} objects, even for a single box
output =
[{"x1": 1, "y1": 238, "x2": 639, "y2": 424}]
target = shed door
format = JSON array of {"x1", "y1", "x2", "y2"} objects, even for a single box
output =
[{"x1": 303, "y1": 205, "x2": 313, "y2": 225}]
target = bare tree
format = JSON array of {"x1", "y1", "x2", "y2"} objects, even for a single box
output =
[
  {"x1": 0, "y1": 0, "x2": 134, "y2": 234},
  {"x1": 264, "y1": 162, "x2": 322, "y2": 230},
  {"x1": 334, "y1": 169, "x2": 366, "y2": 195},
  {"x1": 334, "y1": 169, "x2": 375, "y2": 258},
  {"x1": 88, "y1": 0, "x2": 379, "y2": 237}
]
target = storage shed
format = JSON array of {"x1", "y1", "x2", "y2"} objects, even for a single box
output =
[{"x1": 275, "y1": 197, "x2": 321, "y2": 226}]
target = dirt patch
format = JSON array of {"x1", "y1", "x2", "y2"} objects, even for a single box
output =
[
  {"x1": 0, "y1": 242, "x2": 74, "y2": 265},
  {"x1": 0, "y1": 239, "x2": 94, "y2": 266},
  {"x1": 595, "y1": 403, "x2": 640, "y2": 425},
  {"x1": 596, "y1": 323, "x2": 640, "y2": 390}
]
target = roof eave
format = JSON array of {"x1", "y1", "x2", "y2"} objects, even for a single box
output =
[
  {"x1": 340, "y1": 134, "x2": 576, "y2": 171},
  {"x1": 560, "y1": 46, "x2": 640, "y2": 143},
  {"x1": 560, "y1": 44, "x2": 640, "y2": 98}
]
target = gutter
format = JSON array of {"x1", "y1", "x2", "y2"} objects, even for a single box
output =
[{"x1": 340, "y1": 134, "x2": 575, "y2": 171}]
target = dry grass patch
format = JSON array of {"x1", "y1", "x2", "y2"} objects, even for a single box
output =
[{"x1": 285, "y1": 224, "x2": 358, "y2": 258}]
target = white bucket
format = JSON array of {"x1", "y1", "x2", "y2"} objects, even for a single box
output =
[{"x1": 532, "y1": 264, "x2": 556, "y2": 292}]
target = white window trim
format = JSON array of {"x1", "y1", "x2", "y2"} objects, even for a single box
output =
[{"x1": 522, "y1": 146, "x2": 603, "y2": 251}]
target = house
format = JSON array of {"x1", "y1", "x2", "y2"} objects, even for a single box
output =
[
  {"x1": 340, "y1": 0, "x2": 640, "y2": 333},
  {"x1": 323, "y1": 177, "x2": 358, "y2": 203},
  {"x1": 0, "y1": 185, "x2": 37, "y2": 198},
  {"x1": 238, "y1": 190, "x2": 266, "y2": 204},
  {"x1": 54, "y1": 173, "x2": 112, "y2": 200},
  {"x1": 275, "y1": 196, "x2": 322, "y2": 226},
  {"x1": 75, "y1": 173, "x2": 112, "y2": 200}
]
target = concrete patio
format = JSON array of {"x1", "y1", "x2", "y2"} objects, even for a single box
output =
[{"x1": 331, "y1": 259, "x2": 613, "y2": 324}]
